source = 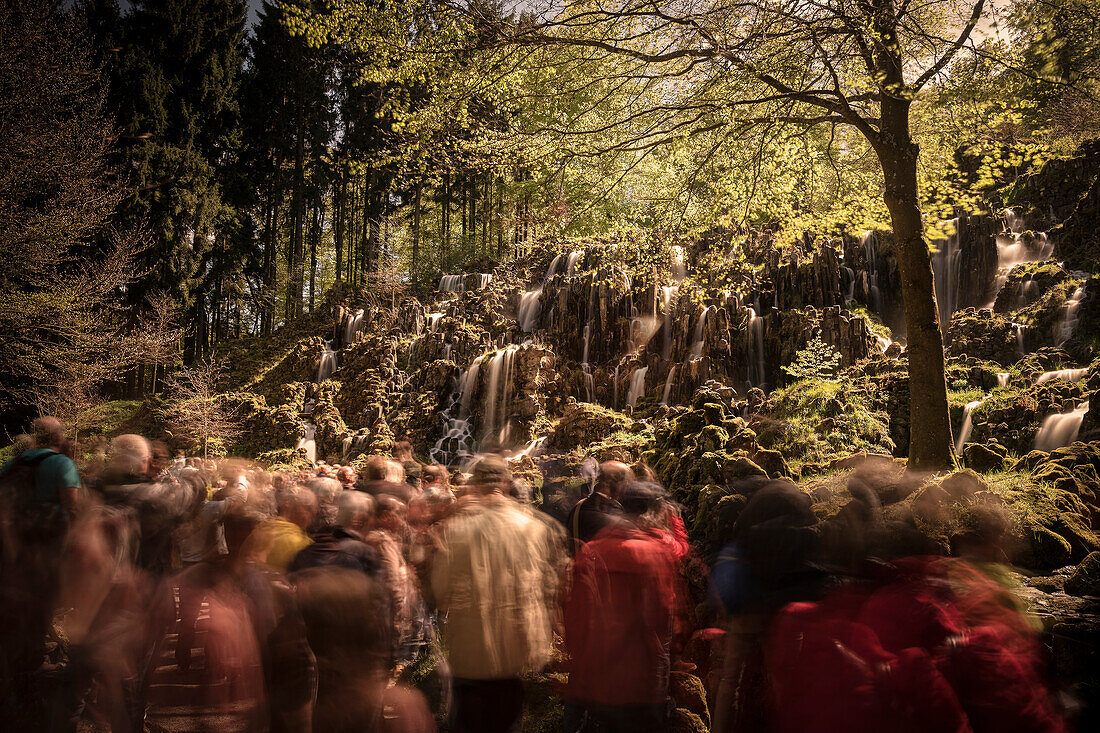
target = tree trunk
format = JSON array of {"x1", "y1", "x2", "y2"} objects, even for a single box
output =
[
  {"x1": 877, "y1": 111, "x2": 955, "y2": 470},
  {"x1": 335, "y1": 169, "x2": 345, "y2": 283}
]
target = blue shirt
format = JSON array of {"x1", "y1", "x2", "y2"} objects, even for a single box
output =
[{"x1": 0, "y1": 448, "x2": 81, "y2": 503}]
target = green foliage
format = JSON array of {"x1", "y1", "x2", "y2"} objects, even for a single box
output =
[
  {"x1": 757, "y1": 378, "x2": 895, "y2": 470},
  {"x1": 782, "y1": 336, "x2": 842, "y2": 382}
]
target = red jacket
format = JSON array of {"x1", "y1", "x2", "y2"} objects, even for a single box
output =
[{"x1": 563, "y1": 525, "x2": 686, "y2": 706}]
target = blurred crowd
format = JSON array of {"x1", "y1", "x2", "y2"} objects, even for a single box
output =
[{"x1": 0, "y1": 417, "x2": 1073, "y2": 732}]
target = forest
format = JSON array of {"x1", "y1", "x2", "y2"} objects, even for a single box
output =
[{"x1": 2, "y1": 0, "x2": 1100, "y2": 729}]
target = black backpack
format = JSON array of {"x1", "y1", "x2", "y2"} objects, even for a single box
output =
[{"x1": 0, "y1": 451, "x2": 67, "y2": 548}]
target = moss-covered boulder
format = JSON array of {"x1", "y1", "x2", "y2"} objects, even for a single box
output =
[
  {"x1": 548, "y1": 400, "x2": 635, "y2": 451},
  {"x1": 1064, "y1": 552, "x2": 1100, "y2": 596},
  {"x1": 753, "y1": 377, "x2": 894, "y2": 471},
  {"x1": 217, "y1": 391, "x2": 304, "y2": 456},
  {"x1": 964, "y1": 441, "x2": 1008, "y2": 472}
]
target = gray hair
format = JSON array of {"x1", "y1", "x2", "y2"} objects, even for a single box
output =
[
  {"x1": 336, "y1": 490, "x2": 375, "y2": 529},
  {"x1": 109, "y1": 434, "x2": 151, "y2": 476}
]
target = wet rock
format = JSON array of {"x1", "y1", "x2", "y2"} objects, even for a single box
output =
[{"x1": 1065, "y1": 552, "x2": 1100, "y2": 597}]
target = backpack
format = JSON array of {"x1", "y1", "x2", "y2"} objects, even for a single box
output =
[{"x1": 0, "y1": 451, "x2": 67, "y2": 547}]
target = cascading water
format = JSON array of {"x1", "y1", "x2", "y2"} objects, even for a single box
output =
[
  {"x1": 1035, "y1": 368, "x2": 1088, "y2": 385},
  {"x1": 439, "y1": 274, "x2": 465, "y2": 292},
  {"x1": 862, "y1": 231, "x2": 883, "y2": 314},
  {"x1": 480, "y1": 346, "x2": 519, "y2": 446},
  {"x1": 518, "y1": 254, "x2": 564, "y2": 333},
  {"x1": 997, "y1": 372, "x2": 1009, "y2": 388},
  {"x1": 431, "y1": 365, "x2": 478, "y2": 465},
  {"x1": 427, "y1": 313, "x2": 443, "y2": 333},
  {"x1": 933, "y1": 219, "x2": 963, "y2": 328},
  {"x1": 566, "y1": 250, "x2": 584, "y2": 277},
  {"x1": 1055, "y1": 285, "x2": 1086, "y2": 345},
  {"x1": 626, "y1": 366, "x2": 648, "y2": 410},
  {"x1": 661, "y1": 286, "x2": 678, "y2": 361},
  {"x1": 297, "y1": 423, "x2": 316, "y2": 463},
  {"x1": 745, "y1": 305, "x2": 766, "y2": 388},
  {"x1": 670, "y1": 245, "x2": 686, "y2": 280},
  {"x1": 660, "y1": 365, "x2": 678, "y2": 406},
  {"x1": 689, "y1": 305, "x2": 712, "y2": 359},
  {"x1": 1034, "y1": 402, "x2": 1090, "y2": 451},
  {"x1": 955, "y1": 399, "x2": 985, "y2": 453},
  {"x1": 343, "y1": 309, "x2": 365, "y2": 345},
  {"x1": 316, "y1": 342, "x2": 337, "y2": 382}
]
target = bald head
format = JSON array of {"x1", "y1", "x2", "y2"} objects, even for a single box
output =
[{"x1": 596, "y1": 461, "x2": 635, "y2": 501}]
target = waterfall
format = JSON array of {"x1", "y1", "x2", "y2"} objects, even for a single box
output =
[
  {"x1": 862, "y1": 231, "x2": 882, "y2": 314},
  {"x1": 661, "y1": 365, "x2": 678, "y2": 406},
  {"x1": 661, "y1": 286, "x2": 679, "y2": 361},
  {"x1": 343, "y1": 432, "x2": 369, "y2": 461},
  {"x1": 427, "y1": 313, "x2": 443, "y2": 333},
  {"x1": 933, "y1": 219, "x2": 962, "y2": 327},
  {"x1": 297, "y1": 423, "x2": 317, "y2": 463},
  {"x1": 316, "y1": 341, "x2": 337, "y2": 382},
  {"x1": 439, "y1": 274, "x2": 465, "y2": 292},
  {"x1": 746, "y1": 306, "x2": 766, "y2": 387},
  {"x1": 1055, "y1": 285, "x2": 1086, "y2": 345},
  {"x1": 431, "y1": 367, "x2": 477, "y2": 465},
  {"x1": 582, "y1": 365, "x2": 594, "y2": 403},
  {"x1": 843, "y1": 266, "x2": 856, "y2": 303},
  {"x1": 1035, "y1": 368, "x2": 1088, "y2": 385},
  {"x1": 997, "y1": 372, "x2": 1009, "y2": 388},
  {"x1": 566, "y1": 250, "x2": 584, "y2": 277},
  {"x1": 670, "y1": 245, "x2": 686, "y2": 279},
  {"x1": 626, "y1": 366, "x2": 648, "y2": 410},
  {"x1": 955, "y1": 399, "x2": 984, "y2": 453},
  {"x1": 613, "y1": 364, "x2": 620, "y2": 409},
  {"x1": 1014, "y1": 323, "x2": 1028, "y2": 356},
  {"x1": 581, "y1": 323, "x2": 591, "y2": 366},
  {"x1": 518, "y1": 255, "x2": 565, "y2": 334},
  {"x1": 343, "y1": 309, "x2": 365, "y2": 345},
  {"x1": 875, "y1": 335, "x2": 893, "y2": 353},
  {"x1": 518, "y1": 289, "x2": 543, "y2": 332},
  {"x1": 690, "y1": 305, "x2": 712, "y2": 359},
  {"x1": 480, "y1": 346, "x2": 518, "y2": 445},
  {"x1": 1034, "y1": 402, "x2": 1090, "y2": 451},
  {"x1": 460, "y1": 356, "x2": 484, "y2": 416}
]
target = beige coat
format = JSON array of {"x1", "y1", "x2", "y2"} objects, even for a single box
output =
[{"x1": 431, "y1": 494, "x2": 564, "y2": 679}]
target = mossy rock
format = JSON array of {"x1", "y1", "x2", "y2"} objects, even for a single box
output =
[
  {"x1": 1064, "y1": 551, "x2": 1100, "y2": 596},
  {"x1": 964, "y1": 442, "x2": 1007, "y2": 472},
  {"x1": 548, "y1": 400, "x2": 635, "y2": 451}
]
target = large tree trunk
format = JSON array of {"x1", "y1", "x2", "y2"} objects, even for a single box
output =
[
  {"x1": 877, "y1": 107, "x2": 955, "y2": 470},
  {"x1": 335, "y1": 169, "x2": 345, "y2": 283}
]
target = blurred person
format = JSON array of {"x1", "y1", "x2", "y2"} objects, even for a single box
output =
[
  {"x1": 96, "y1": 434, "x2": 152, "y2": 504},
  {"x1": 148, "y1": 440, "x2": 171, "y2": 480},
  {"x1": 306, "y1": 476, "x2": 343, "y2": 530},
  {"x1": 148, "y1": 506, "x2": 315, "y2": 733},
  {"x1": 562, "y1": 481, "x2": 690, "y2": 732},
  {"x1": 0, "y1": 417, "x2": 83, "y2": 727},
  {"x1": 421, "y1": 464, "x2": 450, "y2": 494},
  {"x1": 431, "y1": 454, "x2": 565, "y2": 733},
  {"x1": 253, "y1": 486, "x2": 317, "y2": 573},
  {"x1": 289, "y1": 491, "x2": 382, "y2": 578},
  {"x1": 393, "y1": 440, "x2": 417, "y2": 466},
  {"x1": 565, "y1": 461, "x2": 634, "y2": 554},
  {"x1": 293, "y1": 567, "x2": 435, "y2": 732},
  {"x1": 358, "y1": 455, "x2": 413, "y2": 502},
  {"x1": 335, "y1": 465, "x2": 357, "y2": 490},
  {"x1": 403, "y1": 460, "x2": 422, "y2": 491},
  {"x1": 0, "y1": 416, "x2": 82, "y2": 521},
  {"x1": 764, "y1": 555, "x2": 1066, "y2": 733}
]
